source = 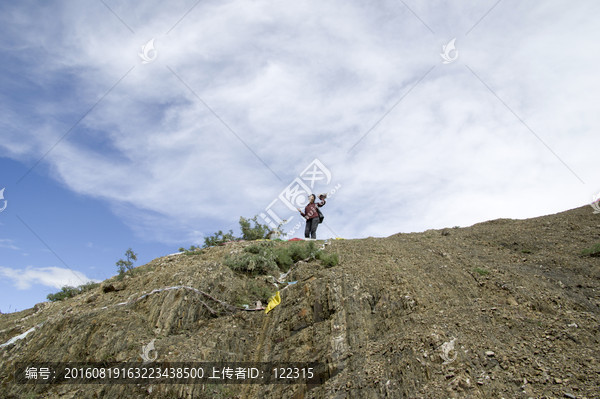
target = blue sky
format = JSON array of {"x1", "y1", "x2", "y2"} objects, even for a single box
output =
[{"x1": 1, "y1": 0, "x2": 599, "y2": 312}]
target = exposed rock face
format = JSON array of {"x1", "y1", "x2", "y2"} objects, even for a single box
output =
[{"x1": 1, "y1": 205, "x2": 599, "y2": 398}]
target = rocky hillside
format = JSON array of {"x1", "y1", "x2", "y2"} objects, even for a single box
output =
[{"x1": 1, "y1": 205, "x2": 599, "y2": 398}]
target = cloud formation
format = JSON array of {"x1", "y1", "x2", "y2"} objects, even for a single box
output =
[
  {"x1": 0, "y1": 266, "x2": 97, "y2": 290},
  {"x1": 0, "y1": 239, "x2": 19, "y2": 251},
  {"x1": 1, "y1": 0, "x2": 599, "y2": 242}
]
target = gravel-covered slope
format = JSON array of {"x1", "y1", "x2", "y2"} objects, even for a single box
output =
[{"x1": 1, "y1": 205, "x2": 599, "y2": 398}]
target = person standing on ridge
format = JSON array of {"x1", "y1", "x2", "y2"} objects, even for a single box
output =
[{"x1": 298, "y1": 194, "x2": 326, "y2": 239}]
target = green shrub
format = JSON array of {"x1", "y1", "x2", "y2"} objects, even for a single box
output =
[
  {"x1": 47, "y1": 282, "x2": 100, "y2": 302},
  {"x1": 224, "y1": 240, "x2": 341, "y2": 275},
  {"x1": 179, "y1": 245, "x2": 204, "y2": 255},
  {"x1": 79, "y1": 282, "x2": 100, "y2": 293},
  {"x1": 317, "y1": 252, "x2": 339, "y2": 267},
  {"x1": 203, "y1": 230, "x2": 236, "y2": 248},
  {"x1": 225, "y1": 253, "x2": 277, "y2": 275},
  {"x1": 47, "y1": 286, "x2": 79, "y2": 302},
  {"x1": 247, "y1": 280, "x2": 275, "y2": 303},
  {"x1": 306, "y1": 241, "x2": 318, "y2": 260},
  {"x1": 201, "y1": 215, "x2": 271, "y2": 249},
  {"x1": 581, "y1": 243, "x2": 600, "y2": 257},
  {"x1": 239, "y1": 216, "x2": 270, "y2": 241},
  {"x1": 225, "y1": 243, "x2": 278, "y2": 275},
  {"x1": 273, "y1": 247, "x2": 293, "y2": 272},
  {"x1": 245, "y1": 241, "x2": 273, "y2": 254},
  {"x1": 116, "y1": 248, "x2": 137, "y2": 276},
  {"x1": 179, "y1": 245, "x2": 201, "y2": 252},
  {"x1": 234, "y1": 279, "x2": 276, "y2": 306},
  {"x1": 288, "y1": 241, "x2": 317, "y2": 262},
  {"x1": 473, "y1": 267, "x2": 489, "y2": 276}
]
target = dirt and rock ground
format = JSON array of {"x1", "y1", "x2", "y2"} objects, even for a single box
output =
[{"x1": 1, "y1": 205, "x2": 599, "y2": 398}]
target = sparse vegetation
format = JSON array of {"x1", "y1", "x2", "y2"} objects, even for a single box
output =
[
  {"x1": 225, "y1": 241, "x2": 339, "y2": 275},
  {"x1": 203, "y1": 230, "x2": 237, "y2": 248},
  {"x1": 248, "y1": 280, "x2": 275, "y2": 302},
  {"x1": 235, "y1": 279, "x2": 276, "y2": 306},
  {"x1": 8, "y1": 205, "x2": 600, "y2": 399},
  {"x1": 289, "y1": 241, "x2": 318, "y2": 262},
  {"x1": 180, "y1": 215, "x2": 273, "y2": 250},
  {"x1": 47, "y1": 282, "x2": 100, "y2": 302},
  {"x1": 178, "y1": 245, "x2": 205, "y2": 255},
  {"x1": 245, "y1": 241, "x2": 275, "y2": 253},
  {"x1": 239, "y1": 216, "x2": 270, "y2": 241},
  {"x1": 179, "y1": 245, "x2": 201, "y2": 252},
  {"x1": 116, "y1": 248, "x2": 138, "y2": 276},
  {"x1": 317, "y1": 251, "x2": 340, "y2": 267},
  {"x1": 47, "y1": 286, "x2": 79, "y2": 302},
  {"x1": 225, "y1": 242, "x2": 279, "y2": 275},
  {"x1": 273, "y1": 247, "x2": 293, "y2": 272},
  {"x1": 581, "y1": 243, "x2": 600, "y2": 257}
]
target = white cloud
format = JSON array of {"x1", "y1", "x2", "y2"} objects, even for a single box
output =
[
  {"x1": 0, "y1": 266, "x2": 97, "y2": 290},
  {"x1": 1, "y1": 0, "x2": 599, "y2": 241},
  {"x1": 0, "y1": 239, "x2": 20, "y2": 250}
]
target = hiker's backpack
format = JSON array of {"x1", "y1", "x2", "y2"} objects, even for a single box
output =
[{"x1": 317, "y1": 208, "x2": 324, "y2": 224}]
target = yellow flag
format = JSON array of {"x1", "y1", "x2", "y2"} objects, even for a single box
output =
[{"x1": 265, "y1": 291, "x2": 281, "y2": 314}]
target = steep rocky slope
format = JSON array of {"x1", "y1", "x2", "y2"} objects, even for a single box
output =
[{"x1": 1, "y1": 205, "x2": 599, "y2": 398}]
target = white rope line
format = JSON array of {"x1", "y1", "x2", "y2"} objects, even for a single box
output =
[
  {"x1": 0, "y1": 324, "x2": 43, "y2": 348},
  {"x1": 0, "y1": 284, "x2": 268, "y2": 349},
  {"x1": 104, "y1": 285, "x2": 265, "y2": 313},
  {"x1": 0, "y1": 242, "x2": 340, "y2": 349}
]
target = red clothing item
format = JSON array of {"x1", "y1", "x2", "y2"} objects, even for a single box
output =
[{"x1": 301, "y1": 200, "x2": 325, "y2": 220}]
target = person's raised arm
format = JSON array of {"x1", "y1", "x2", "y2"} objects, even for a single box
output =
[{"x1": 317, "y1": 194, "x2": 327, "y2": 207}]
